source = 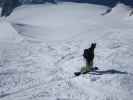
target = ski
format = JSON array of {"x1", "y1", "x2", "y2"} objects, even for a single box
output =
[{"x1": 74, "y1": 67, "x2": 100, "y2": 76}]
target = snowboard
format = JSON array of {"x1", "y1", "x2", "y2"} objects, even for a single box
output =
[{"x1": 74, "y1": 67, "x2": 99, "y2": 76}]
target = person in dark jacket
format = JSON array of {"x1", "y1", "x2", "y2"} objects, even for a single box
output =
[{"x1": 74, "y1": 43, "x2": 97, "y2": 76}]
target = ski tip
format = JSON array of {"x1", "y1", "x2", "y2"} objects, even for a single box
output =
[
  {"x1": 95, "y1": 67, "x2": 99, "y2": 70},
  {"x1": 74, "y1": 72, "x2": 81, "y2": 76}
]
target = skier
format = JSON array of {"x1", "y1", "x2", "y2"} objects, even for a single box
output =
[{"x1": 74, "y1": 43, "x2": 98, "y2": 76}]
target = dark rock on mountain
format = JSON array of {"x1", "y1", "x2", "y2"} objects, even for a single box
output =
[{"x1": 1, "y1": 0, "x2": 20, "y2": 17}]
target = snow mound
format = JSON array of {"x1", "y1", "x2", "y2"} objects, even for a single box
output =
[
  {"x1": 107, "y1": 3, "x2": 130, "y2": 17},
  {"x1": 7, "y1": 3, "x2": 108, "y2": 41},
  {"x1": 8, "y1": 3, "x2": 108, "y2": 23},
  {"x1": 11, "y1": 22, "x2": 83, "y2": 41}
]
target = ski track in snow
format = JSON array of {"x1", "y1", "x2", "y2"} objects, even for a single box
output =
[{"x1": 0, "y1": 2, "x2": 133, "y2": 100}]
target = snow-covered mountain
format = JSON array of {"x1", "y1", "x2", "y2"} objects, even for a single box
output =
[
  {"x1": 15, "y1": 0, "x2": 133, "y2": 7},
  {"x1": 1, "y1": 0, "x2": 133, "y2": 17},
  {"x1": 0, "y1": 2, "x2": 133, "y2": 100},
  {"x1": 0, "y1": 0, "x2": 131, "y2": 7}
]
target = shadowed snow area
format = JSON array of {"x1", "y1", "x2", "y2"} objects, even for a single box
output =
[{"x1": 0, "y1": 2, "x2": 133, "y2": 100}]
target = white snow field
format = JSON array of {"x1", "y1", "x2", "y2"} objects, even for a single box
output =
[{"x1": 0, "y1": 2, "x2": 133, "y2": 100}]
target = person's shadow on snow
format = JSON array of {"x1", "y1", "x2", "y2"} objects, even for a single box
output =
[{"x1": 92, "y1": 69, "x2": 128, "y2": 75}]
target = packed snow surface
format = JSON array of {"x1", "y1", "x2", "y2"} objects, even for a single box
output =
[
  {"x1": 0, "y1": 2, "x2": 133, "y2": 100},
  {"x1": 0, "y1": 21, "x2": 22, "y2": 43}
]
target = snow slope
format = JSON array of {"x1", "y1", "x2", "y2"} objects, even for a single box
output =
[
  {"x1": 0, "y1": 2, "x2": 133, "y2": 100},
  {"x1": 0, "y1": 21, "x2": 22, "y2": 43}
]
